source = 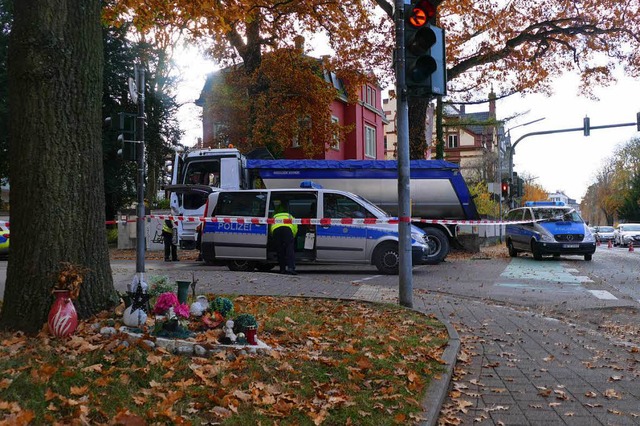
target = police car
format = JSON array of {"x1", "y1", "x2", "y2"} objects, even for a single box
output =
[{"x1": 505, "y1": 201, "x2": 596, "y2": 261}]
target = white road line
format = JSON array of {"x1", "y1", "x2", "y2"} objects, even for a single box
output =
[
  {"x1": 351, "y1": 275, "x2": 382, "y2": 284},
  {"x1": 588, "y1": 290, "x2": 618, "y2": 300}
]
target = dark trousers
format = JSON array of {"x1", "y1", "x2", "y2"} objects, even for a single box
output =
[
  {"x1": 163, "y1": 234, "x2": 177, "y2": 260},
  {"x1": 273, "y1": 226, "x2": 295, "y2": 272}
]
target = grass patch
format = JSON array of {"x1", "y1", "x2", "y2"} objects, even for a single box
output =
[{"x1": 0, "y1": 296, "x2": 448, "y2": 425}]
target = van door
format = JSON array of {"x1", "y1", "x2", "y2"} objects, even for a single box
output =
[
  {"x1": 210, "y1": 191, "x2": 269, "y2": 260},
  {"x1": 267, "y1": 191, "x2": 318, "y2": 262},
  {"x1": 316, "y1": 192, "x2": 368, "y2": 262}
]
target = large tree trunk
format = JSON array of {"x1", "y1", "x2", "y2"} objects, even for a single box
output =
[
  {"x1": 1, "y1": 0, "x2": 117, "y2": 333},
  {"x1": 408, "y1": 96, "x2": 429, "y2": 159}
]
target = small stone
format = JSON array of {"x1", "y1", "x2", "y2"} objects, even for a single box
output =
[
  {"x1": 119, "y1": 340, "x2": 130, "y2": 349},
  {"x1": 194, "y1": 345, "x2": 207, "y2": 356},
  {"x1": 141, "y1": 340, "x2": 156, "y2": 349},
  {"x1": 100, "y1": 326, "x2": 117, "y2": 336},
  {"x1": 176, "y1": 345, "x2": 194, "y2": 355},
  {"x1": 226, "y1": 352, "x2": 237, "y2": 362}
]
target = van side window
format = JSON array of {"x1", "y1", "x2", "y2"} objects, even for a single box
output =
[
  {"x1": 523, "y1": 209, "x2": 533, "y2": 222},
  {"x1": 215, "y1": 192, "x2": 267, "y2": 217},
  {"x1": 268, "y1": 192, "x2": 318, "y2": 218},
  {"x1": 324, "y1": 193, "x2": 374, "y2": 218}
]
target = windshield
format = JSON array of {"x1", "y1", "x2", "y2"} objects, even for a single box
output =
[
  {"x1": 598, "y1": 226, "x2": 615, "y2": 232},
  {"x1": 534, "y1": 208, "x2": 583, "y2": 222},
  {"x1": 621, "y1": 225, "x2": 640, "y2": 232}
]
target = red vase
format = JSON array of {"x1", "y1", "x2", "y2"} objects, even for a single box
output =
[{"x1": 48, "y1": 290, "x2": 79, "y2": 337}]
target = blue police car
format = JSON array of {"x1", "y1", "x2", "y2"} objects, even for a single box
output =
[{"x1": 505, "y1": 201, "x2": 596, "y2": 261}]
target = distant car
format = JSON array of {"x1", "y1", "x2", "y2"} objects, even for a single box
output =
[
  {"x1": 594, "y1": 226, "x2": 615, "y2": 243},
  {"x1": 0, "y1": 224, "x2": 9, "y2": 256},
  {"x1": 613, "y1": 224, "x2": 640, "y2": 247}
]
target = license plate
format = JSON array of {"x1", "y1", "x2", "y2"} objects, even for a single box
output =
[{"x1": 563, "y1": 244, "x2": 579, "y2": 248}]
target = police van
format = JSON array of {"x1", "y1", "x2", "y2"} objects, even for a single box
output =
[
  {"x1": 200, "y1": 185, "x2": 432, "y2": 274},
  {"x1": 505, "y1": 201, "x2": 596, "y2": 261}
]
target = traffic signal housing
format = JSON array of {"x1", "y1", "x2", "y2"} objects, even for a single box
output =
[
  {"x1": 501, "y1": 180, "x2": 509, "y2": 198},
  {"x1": 404, "y1": 1, "x2": 447, "y2": 97},
  {"x1": 105, "y1": 112, "x2": 137, "y2": 162}
]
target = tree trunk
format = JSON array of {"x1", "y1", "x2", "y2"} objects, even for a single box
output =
[
  {"x1": 1, "y1": 0, "x2": 117, "y2": 333},
  {"x1": 408, "y1": 96, "x2": 428, "y2": 159}
]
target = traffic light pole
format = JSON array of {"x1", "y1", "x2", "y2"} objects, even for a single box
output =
[
  {"x1": 507, "y1": 118, "x2": 639, "y2": 207},
  {"x1": 134, "y1": 64, "x2": 146, "y2": 285},
  {"x1": 395, "y1": 0, "x2": 413, "y2": 308}
]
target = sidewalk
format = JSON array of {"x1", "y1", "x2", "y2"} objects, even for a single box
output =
[{"x1": 111, "y1": 263, "x2": 640, "y2": 425}]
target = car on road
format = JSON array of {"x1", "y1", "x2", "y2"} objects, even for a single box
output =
[
  {"x1": 505, "y1": 201, "x2": 596, "y2": 261},
  {"x1": 613, "y1": 223, "x2": 640, "y2": 247},
  {"x1": 0, "y1": 224, "x2": 9, "y2": 257},
  {"x1": 594, "y1": 225, "x2": 615, "y2": 243}
]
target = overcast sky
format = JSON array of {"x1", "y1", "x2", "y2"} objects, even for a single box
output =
[{"x1": 177, "y1": 46, "x2": 640, "y2": 203}]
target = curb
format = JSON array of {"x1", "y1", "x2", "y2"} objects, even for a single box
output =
[{"x1": 419, "y1": 313, "x2": 460, "y2": 426}]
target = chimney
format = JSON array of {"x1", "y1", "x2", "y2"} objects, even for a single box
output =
[
  {"x1": 294, "y1": 35, "x2": 305, "y2": 52},
  {"x1": 489, "y1": 88, "x2": 496, "y2": 118}
]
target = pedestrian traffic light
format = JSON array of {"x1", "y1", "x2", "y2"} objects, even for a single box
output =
[
  {"x1": 501, "y1": 180, "x2": 509, "y2": 198},
  {"x1": 404, "y1": 0, "x2": 447, "y2": 97},
  {"x1": 583, "y1": 116, "x2": 590, "y2": 136}
]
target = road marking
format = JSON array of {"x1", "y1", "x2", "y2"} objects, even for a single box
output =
[
  {"x1": 501, "y1": 258, "x2": 585, "y2": 284},
  {"x1": 588, "y1": 290, "x2": 618, "y2": 300}
]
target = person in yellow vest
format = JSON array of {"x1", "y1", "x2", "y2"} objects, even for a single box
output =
[
  {"x1": 162, "y1": 219, "x2": 178, "y2": 262},
  {"x1": 269, "y1": 203, "x2": 298, "y2": 275}
]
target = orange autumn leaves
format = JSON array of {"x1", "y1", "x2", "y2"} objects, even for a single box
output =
[{"x1": 0, "y1": 296, "x2": 448, "y2": 424}]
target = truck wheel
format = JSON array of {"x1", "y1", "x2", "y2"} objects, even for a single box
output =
[
  {"x1": 227, "y1": 260, "x2": 256, "y2": 272},
  {"x1": 507, "y1": 240, "x2": 518, "y2": 257},
  {"x1": 422, "y1": 228, "x2": 449, "y2": 265},
  {"x1": 373, "y1": 242, "x2": 400, "y2": 275}
]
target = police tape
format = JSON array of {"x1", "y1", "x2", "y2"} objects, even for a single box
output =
[{"x1": 147, "y1": 214, "x2": 536, "y2": 226}]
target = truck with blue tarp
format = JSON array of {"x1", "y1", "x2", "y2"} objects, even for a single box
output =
[{"x1": 167, "y1": 148, "x2": 479, "y2": 264}]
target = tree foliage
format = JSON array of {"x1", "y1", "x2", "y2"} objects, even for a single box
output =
[
  {"x1": 467, "y1": 181, "x2": 499, "y2": 218},
  {"x1": 105, "y1": 0, "x2": 388, "y2": 156},
  {"x1": 522, "y1": 181, "x2": 549, "y2": 205}
]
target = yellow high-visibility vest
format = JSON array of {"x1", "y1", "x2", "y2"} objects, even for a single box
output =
[{"x1": 270, "y1": 212, "x2": 298, "y2": 237}]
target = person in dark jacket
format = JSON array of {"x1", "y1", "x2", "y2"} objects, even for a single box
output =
[{"x1": 162, "y1": 219, "x2": 178, "y2": 262}]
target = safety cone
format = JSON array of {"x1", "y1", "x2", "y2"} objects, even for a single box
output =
[
  {"x1": 608, "y1": 240, "x2": 613, "y2": 249},
  {"x1": 629, "y1": 242, "x2": 635, "y2": 252}
]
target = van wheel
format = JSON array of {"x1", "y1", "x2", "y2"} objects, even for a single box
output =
[
  {"x1": 227, "y1": 260, "x2": 256, "y2": 272},
  {"x1": 507, "y1": 240, "x2": 518, "y2": 257},
  {"x1": 422, "y1": 228, "x2": 449, "y2": 264},
  {"x1": 531, "y1": 241, "x2": 543, "y2": 260},
  {"x1": 584, "y1": 254, "x2": 592, "y2": 261},
  {"x1": 373, "y1": 242, "x2": 400, "y2": 275}
]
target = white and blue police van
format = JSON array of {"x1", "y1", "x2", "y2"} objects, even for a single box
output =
[
  {"x1": 505, "y1": 201, "x2": 596, "y2": 261},
  {"x1": 200, "y1": 185, "x2": 432, "y2": 274}
]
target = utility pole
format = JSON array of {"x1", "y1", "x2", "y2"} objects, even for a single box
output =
[
  {"x1": 395, "y1": 0, "x2": 412, "y2": 308},
  {"x1": 133, "y1": 64, "x2": 146, "y2": 291}
]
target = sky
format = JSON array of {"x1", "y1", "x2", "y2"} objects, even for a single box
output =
[{"x1": 176, "y1": 46, "x2": 640, "y2": 204}]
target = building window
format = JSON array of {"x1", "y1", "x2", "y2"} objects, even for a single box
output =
[
  {"x1": 331, "y1": 116, "x2": 340, "y2": 150},
  {"x1": 364, "y1": 86, "x2": 376, "y2": 107},
  {"x1": 365, "y1": 125, "x2": 376, "y2": 158},
  {"x1": 447, "y1": 134, "x2": 458, "y2": 148}
]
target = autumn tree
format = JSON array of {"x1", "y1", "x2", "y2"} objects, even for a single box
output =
[
  {"x1": 522, "y1": 181, "x2": 549, "y2": 205},
  {"x1": 0, "y1": 0, "x2": 118, "y2": 333},
  {"x1": 107, "y1": 0, "x2": 389, "y2": 157}
]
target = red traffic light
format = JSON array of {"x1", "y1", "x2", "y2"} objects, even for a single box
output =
[
  {"x1": 407, "y1": 1, "x2": 436, "y2": 28},
  {"x1": 501, "y1": 181, "x2": 509, "y2": 197}
]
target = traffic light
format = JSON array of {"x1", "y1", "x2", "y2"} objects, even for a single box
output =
[
  {"x1": 105, "y1": 112, "x2": 137, "y2": 161},
  {"x1": 404, "y1": 1, "x2": 446, "y2": 97},
  {"x1": 583, "y1": 116, "x2": 590, "y2": 136},
  {"x1": 501, "y1": 180, "x2": 509, "y2": 198}
]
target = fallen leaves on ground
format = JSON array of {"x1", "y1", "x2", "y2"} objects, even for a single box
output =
[{"x1": 0, "y1": 296, "x2": 448, "y2": 425}]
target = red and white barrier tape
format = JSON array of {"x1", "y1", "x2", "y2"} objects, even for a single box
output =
[
  {"x1": 0, "y1": 216, "x2": 541, "y2": 229},
  {"x1": 148, "y1": 214, "x2": 536, "y2": 226}
]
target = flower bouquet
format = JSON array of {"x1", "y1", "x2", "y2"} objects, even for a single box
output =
[{"x1": 152, "y1": 292, "x2": 192, "y2": 338}]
